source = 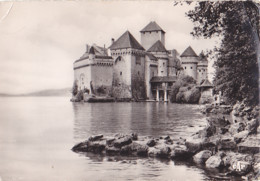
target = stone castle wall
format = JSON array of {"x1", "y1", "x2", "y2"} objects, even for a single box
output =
[{"x1": 141, "y1": 31, "x2": 165, "y2": 50}]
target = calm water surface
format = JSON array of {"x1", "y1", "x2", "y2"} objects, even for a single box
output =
[{"x1": 0, "y1": 97, "x2": 226, "y2": 181}]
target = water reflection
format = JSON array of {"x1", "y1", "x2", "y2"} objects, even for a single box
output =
[{"x1": 72, "y1": 102, "x2": 208, "y2": 141}]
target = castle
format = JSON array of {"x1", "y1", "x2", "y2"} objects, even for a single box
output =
[{"x1": 73, "y1": 21, "x2": 209, "y2": 101}]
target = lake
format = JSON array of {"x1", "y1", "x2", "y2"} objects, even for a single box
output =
[{"x1": 0, "y1": 97, "x2": 229, "y2": 181}]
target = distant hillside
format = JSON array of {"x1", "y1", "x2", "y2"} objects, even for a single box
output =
[{"x1": 0, "y1": 88, "x2": 71, "y2": 97}]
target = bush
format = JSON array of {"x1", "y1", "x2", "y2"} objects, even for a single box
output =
[
  {"x1": 72, "y1": 80, "x2": 78, "y2": 96},
  {"x1": 170, "y1": 75, "x2": 197, "y2": 103},
  {"x1": 184, "y1": 87, "x2": 201, "y2": 104}
]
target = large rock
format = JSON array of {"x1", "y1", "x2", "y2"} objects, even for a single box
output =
[
  {"x1": 170, "y1": 145, "x2": 192, "y2": 160},
  {"x1": 229, "y1": 160, "x2": 252, "y2": 176},
  {"x1": 121, "y1": 142, "x2": 148, "y2": 156},
  {"x1": 205, "y1": 155, "x2": 223, "y2": 168},
  {"x1": 113, "y1": 136, "x2": 132, "y2": 148},
  {"x1": 88, "y1": 134, "x2": 104, "y2": 141},
  {"x1": 246, "y1": 119, "x2": 259, "y2": 134},
  {"x1": 105, "y1": 146, "x2": 121, "y2": 154},
  {"x1": 233, "y1": 130, "x2": 249, "y2": 143},
  {"x1": 217, "y1": 137, "x2": 237, "y2": 151},
  {"x1": 238, "y1": 135, "x2": 260, "y2": 154},
  {"x1": 146, "y1": 139, "x2": 156, "y2": 147},
  {"x1": 229, "y1": 122, "x2": 246, "y2": 135},
  {"x1": 72, "y1": 140, "x2": 106, "y2": 153},
  {"x1": 193, "y1": 150, "x2": 212, "y2": 164},
  {"x1": 186, "y1": 135, "x2": 216, "y2": 154}
]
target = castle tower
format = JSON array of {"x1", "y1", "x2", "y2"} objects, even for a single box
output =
[
  {"x1": 147, "y1": 40, "x2": 168, "y2": 77},
  {"x1": 197, "y1": 52, "x2": 208, "y2": 84},
  {"x1": 109, "y1": 31, "x2": 146, "y2": 99},
  {"x1": 180, "y1": 46, "x2": 199, "y2": 81},
  {"x1": 140, "y1": 21, "x2": 165, "y2": 50}
]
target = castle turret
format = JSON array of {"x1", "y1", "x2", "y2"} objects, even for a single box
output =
[
  {"x1": 109, "y1": 31, "x2": 146, "y2": 99},
  {"x1": 180, "y1": 46, "x2": 199, "y2": 81},
  {"x1": 140, "y1": 21, "x2": 165, "y2": 50},
  {"x1": 147, "y1": 40, "x2": 168, "y2": 77},
  {"x1": 197, "y1": 52, "x2": 208, "y2": 84}
]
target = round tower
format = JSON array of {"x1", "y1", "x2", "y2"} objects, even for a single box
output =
[
  {"x1": 197, "y1": 52, "x2": 208, "y2": 84},
  {"x1": 180, "y1": 46, "x2": 199, "y2": 81}
]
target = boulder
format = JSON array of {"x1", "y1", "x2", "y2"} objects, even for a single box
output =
[
  {"x1": 246, "y1": 119, "x2": 258, "y2": 134},
  {"x1": 229, "y1": 122, "x2": 246, "y2": 135},
  {"x1": 229, "y1": 160, "x2": 252, "y2": 176},
  {"x1": 72, "y1": 141, "x2": 89, "y2": 152},
  {"x1": 193, "y1": 150, "x2": 212, "y2": 164},
  {"x1": 131, "y1": 133, "x2": 138, "y2": 141},
  {"x1": 148, "y1": 147, "x2": 161, "y2": 157},
  {"x1": 88, "y1": 134, "x2": 104, "y2": 141},
  {"x1": 105, "y1": 146, "x2": 121, "y2": 155},
  {"x1": 156, "y1": 145, "x2": 171, "y2": 158},
  {"x1": 146, "y1": 139, "x2": 156, "y2": 147},
  {"x1": 113, "y1": 136, "x2": 132, "y2": 148},
  {"x1": 86, "y1": 140, "x2": 106, "y2": 153},
  {"x1": 205, "y1": 155, "x2": 223, "y2": 168},
  {"x1": 186, "y1": 135, "x2": 216, "y2": 154},
  {"x1": 233, "y1": 130, "x2": 249, "y2": 143},
  {"x1": 120, "y1": 142, "x2": 148, "y2": 156},
  {"x1": 170, "y1": 145, "x2": 192, "y2": 160},
  {"x1": 217, "y1": 138, "x2": 237, "y2": 151},
  {"x1": 238, "y1": 135, "x2": 260, "y2": 154}
]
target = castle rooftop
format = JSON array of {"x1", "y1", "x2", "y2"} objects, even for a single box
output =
[
  {"x1": 180, "y1": 46, "x2": 198, "y2": 57},
  {"x1": 147, "y1": 40, "x2": 167, "y2": 52},
  {"x1": 109, "y1": 31, "x2": 144, "y2": 50},
  {"x1": 140, "y1": 21, "x2": 165, "y2": 33}
]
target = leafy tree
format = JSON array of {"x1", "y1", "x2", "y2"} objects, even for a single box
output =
[
  {"x1": 72, "y1": 80, "x2": 78, "y2": 96},
  {"x1": 185, "y1": 1, "x2": 259, "y2": 106}
]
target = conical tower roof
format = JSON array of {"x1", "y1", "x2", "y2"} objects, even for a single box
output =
[
  {"x1": 180, "y1": 46, "x2": 198, "y2": 57},
  {"x1": 109, "y1": 31, "x2": 144, "y2": 50},
  {"x1": 200, "y1": 79, "x2": 213, "y2": 88},
  {"x1": 140, "y1": 21, "x2": 165, "y2": 33},
  {"x1": 147, "y1": 40, "x2": 167, "y2": 52}
]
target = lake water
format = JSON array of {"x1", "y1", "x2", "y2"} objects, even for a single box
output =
[{"x1": 0, "y1": 97, "x2": 230, "y2": 181}]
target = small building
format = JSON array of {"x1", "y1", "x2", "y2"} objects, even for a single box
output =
[{"x1": 198, "y1": 79, "x2": 213, "y2": 104}]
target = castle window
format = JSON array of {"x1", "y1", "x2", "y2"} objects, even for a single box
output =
[
  {"x1": 199, "y1": 70, "x2": 201, "y2": 72},
  {"x1": 163, "y1": 62, "x2": 165, "y2": 66},
  {"x1": 191, "y1": 67, "x2": 193, "y2": 69},
  {"x1": 204, "y1": 69, "x2": 206, "y2": 72},
  {"x1": 185, "y1": 67, "x2": 186, "y2": 69},
  {"x1": 120, "y1": 71, "x2": 122, "y2": 76},
  {"x1": 136, "y1": 56, "x2": 141, "y2": 65},
  {"x1": 138, "y1": 71, "x2": 140, "y2": 75},
  {"x1": 161, "y1": 71, "x2": 163, "y2": 73}
]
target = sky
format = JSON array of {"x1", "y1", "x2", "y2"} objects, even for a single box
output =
[{"x1": 0, "y1": 1, "x2": 219, "y2": 94}]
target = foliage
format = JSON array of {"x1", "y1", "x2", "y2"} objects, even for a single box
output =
[
  {"x1": 170, "y1": 75, "x2": 200, "y2": 103},
  {"x1": 186, "y1": 1, "x2": 259, "y2": 106},
  {"x1": 72, "y1": 80, "x2": 78, "y2": 96}
]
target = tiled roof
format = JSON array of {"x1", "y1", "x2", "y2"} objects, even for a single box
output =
[
  {"x1": 147, "y1": 40, "x2": 168, "y2": 52},
  {"x1": 180, "y1": 46, "x2": 198, "y2": 57},
  {"x1": 150, "y1": 76, "x2": 177, "y2": 83},
  {"x1": 140, "y1": 21, "x2": 165, "y2": 33},
  {"x1": 199, "y1": 52, "x2": 208, "y2": 61},
  {"x1": 200, "y1": 79, "x2": 213, "y2": 88},
  {"x1": 109, "y1": 31, "x2": 145, "y2": 50},
  {"x1": 146, "y1": 53, "x2": 157, "y2": 61}
]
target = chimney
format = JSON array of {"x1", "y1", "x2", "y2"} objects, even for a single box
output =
[{"x1": 111, "y1": 38, "x2": 115, "y2": 45}]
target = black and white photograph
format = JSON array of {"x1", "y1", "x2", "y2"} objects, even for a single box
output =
[{"x1": 0, "y1": 1, "x2": 259, "y2": 180}]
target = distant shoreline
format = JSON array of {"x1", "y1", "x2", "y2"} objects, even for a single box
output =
[{"x1": 0, "y1": 88, "x2": 71, "y2": 97}]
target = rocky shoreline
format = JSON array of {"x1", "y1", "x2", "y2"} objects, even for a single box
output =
[{"x1": 72, "y1": 103, "x2": 259, "y2": 180}]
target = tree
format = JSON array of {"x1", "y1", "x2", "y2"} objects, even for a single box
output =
[
  {"x1": 185, "y1": 1, "x2": 259, "y2": 106},
  {"x1": 72, "y1": 80, "x2": 78, "y2": 96}
]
